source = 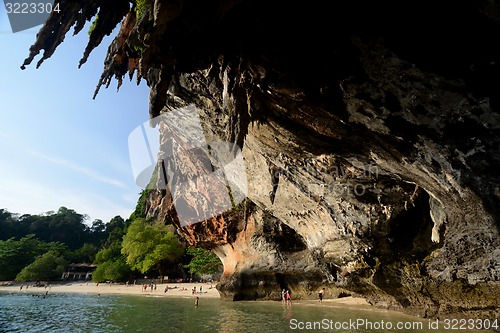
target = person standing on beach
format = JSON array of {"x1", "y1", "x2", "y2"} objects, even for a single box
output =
[
  {"x1": 285, "y1": 290, "x2": 292, "y2": 305},
  {"x1": 281, "y1": 289, "x2": 286, "y2": 304},
  {"x1": 318, "y1": 288, "x2": 325, "y2": 303},
  {"x1": 195, "y1": 297, "x2": 199, "y2": 307}
]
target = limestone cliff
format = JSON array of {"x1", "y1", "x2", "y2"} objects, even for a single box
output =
[{"x1": 24, "y1": 0, "x2": 500, "y2": 319}]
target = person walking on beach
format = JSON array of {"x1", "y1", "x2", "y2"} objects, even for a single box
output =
[
  {"x1": 285, "y1": 290, "x2": 292, "y2": 306},
  {"x1": 195, "y1": 297, "x2": 199, "y2": 307},
  {"x1": 318, "y1": 288, "x2": 325, "y2": 303}
]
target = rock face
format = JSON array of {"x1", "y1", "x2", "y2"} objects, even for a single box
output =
[{"x1": 24, "y1": 0, "x2": 500, "y2": 318}]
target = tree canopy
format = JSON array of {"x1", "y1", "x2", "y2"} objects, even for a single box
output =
[
  {"x1": 16, "y1": 250, "x2": 67, "y2": 282},
  {"x1": 185, "y1": 247, "x2": 222, "y2": 276},
  {"x1": 0, "y1": 205, "x2": 221, "y2": 283},
  {"x1": 121, "y1": 218, "x2": 185, "y2": 276},
  {"x1": 0, "y1": 235, "x2": 65, "y2": 280},
  {"x1": 0, "y1": 207, "x2": 127, "y2": 281}
]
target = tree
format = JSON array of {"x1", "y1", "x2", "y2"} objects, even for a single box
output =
[
  {"x1": 128, "y1": 190, "x2": 150, "y2": 221},
  {"x1": 185, "y1": 247, "x2": 222, "y2": 276},
  {"x1": 94, "y1": 241, "x2": 122, "y2": 264},
  {"x1": 67, "y1": 243, "x2": 99, "y2": 263},
  {"x1": 15, "y1": 250, "x2": 67, "y2": 281},
  {"x1": 89, "y1": 219, "x2": 107, "y2": 245},
  {"x1": 46, "y1": 207, "x2": 88, "y2": 249},
  {"x1": 106, "y1": 216, "x2": 125, "y2": 234},
  {"x1": 91, "y1": 218, "x2": 131, "y2": 282},
  {"x1": 0, "y1": 209, "x2": 23, "y2": 240},
  {"x1": 121, "y1": 219, "x2": 185, "y2": 276},
  {"x1": 17, "y1": 207, "x2": 89, "y2": 250},
  {"x1": 92, "y1": 257, "x2": 131, "y2": 282},
  {"x1": 0, "y1": 235, "x2": 66, "y2": 280}
]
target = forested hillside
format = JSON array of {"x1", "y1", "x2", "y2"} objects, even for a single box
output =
[{"x1": 0, "y1": 194, "x2": 221, "y2": 282}]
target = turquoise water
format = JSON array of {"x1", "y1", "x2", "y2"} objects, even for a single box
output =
[{"x1": 0, "y1": 292, "x2": 494, "y2": 332}]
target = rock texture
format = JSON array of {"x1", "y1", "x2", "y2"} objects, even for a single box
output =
[{"x1": 24, "y1": 0, "x2": 500, "y2": 319}]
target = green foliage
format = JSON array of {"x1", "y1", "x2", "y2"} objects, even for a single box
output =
[
  {"x1": 0, "y1": 209, "x2": 18, "y2": 238},
  {"x1": 93, "y1": 217, "x2": 126, "y2": 263},
  {"x1": 134, "y1": 0, "x2": 152, "y2": 20},
  {"x1": 129, "y1": 190, "x2": 150, "y2": 221},
  {"x1": 106, "y1": 216, "x2": 126, "y2": 234},
  {"x1": 91, "y1": 217, "x2": 131, "y2": 282},
  {"x1": 66, "y1": 243, "x2": 99, "y2": 263},
  {"x1": 0, "y1": 235, "x2": 66, "y2": 280},
  {"x1": 0, "y1": 207, "x2": 127, "y2": 251},
  {"x1": 88, "y1": 15, "x2": 98, "y2": 36},
  {"x1": 15, "y1": 250, "x2": 67, "y2": 282},
  {"x1": 107, "y1": 228, "x2": 126, "y2": 247},
  {"x1": 94, "y1": 240, "x2": 122, "y2": 264},
  {"x1": 121, "y1": 219, "x2": 185, "y2": 275},
  {"x1": 1, "y1": 207, "x2": 89, "y2": 250},
  {"x1": 92, "y1": 258, "x2": 131, "y2": 283},
  {"x1": 133, "y1": 44, "x2": 144, "y2": 54},
  {"x1": 0, "y1": 207, "x2": 129, "y2": 281},
  {"x1": 185, "y1": 247, "x2": 222, "y2": 276}
]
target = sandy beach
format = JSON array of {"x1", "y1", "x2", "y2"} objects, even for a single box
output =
[
  {"x1": 0, "y1": 281, "x2": 371, "y2": 307},
  {"x1": 0, "y1": 281, "x2": 220, "y2": 299}
]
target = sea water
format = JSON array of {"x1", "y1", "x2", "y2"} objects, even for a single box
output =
[{"x1": 0, "y1": 292, "x2": 494, "y2": 332}]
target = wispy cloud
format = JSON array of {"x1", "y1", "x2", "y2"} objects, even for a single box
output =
[
  {"x1": 30, "y1": 151, "x2": 127, "y2": 189},
  {"x1": 0, "y1": 176, "x2": 133, "y2": 222}
]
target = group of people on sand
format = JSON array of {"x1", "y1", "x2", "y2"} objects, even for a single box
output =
[
  {"x1": 281, "y1": 287, "x2": 326, "y2": 304},
  {"x1": 141, "y1": 283, "x2": 157, "y2": 292},
  {"x1": 191, "y1": 286, "x2": 206, "y2": 295},
  {"x1": 163, "y1": 285, "x2": 184, "y2": 293},
  {"x1": 19, "y1": 283, "x2": 51, "y2": 292},
  {"x1": 281, "y1": 289, "x2": 292, "y2": 305}
]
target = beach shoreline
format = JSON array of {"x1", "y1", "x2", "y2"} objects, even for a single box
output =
[
  {"x1": 0, "y1": 281, "x2": 372, "y2": 307},
  {"x1": 0, "y1": 281, "x2": 428, "y2": 321},
  {"x1": 0, "y1": 281, "x2": 220, "y2": 299}
]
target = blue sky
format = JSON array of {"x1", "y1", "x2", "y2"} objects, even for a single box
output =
[{"x1": 0, "y1": 9, "x2": 151, "y2": 223}]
